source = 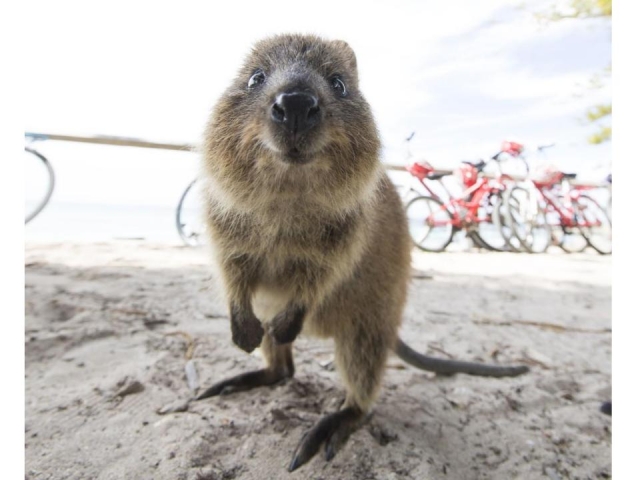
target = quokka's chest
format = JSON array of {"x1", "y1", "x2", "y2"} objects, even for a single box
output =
[{"x1": 212, "y1": 202, "x2": 361, "y2": 255}]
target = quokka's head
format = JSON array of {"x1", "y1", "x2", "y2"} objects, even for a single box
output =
[{"x1": 204, "y1": 34, "x2": 381, "y2": 190}]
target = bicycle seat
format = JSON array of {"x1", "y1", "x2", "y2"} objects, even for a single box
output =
[
  {"x1": 426, "y1": 172, "x2": 448, "y2": 180},
  {"x1": 406, "y1": 161, "x2": 435, "y2": 180},
  {"x1": 461, "y1": 160, "x2": 486, "y2": 171},
  {"x1": 562, "y1": 172, "x2": 578, "y2": 180},
  {"x1": 501, "y1": 140, "x2": 524, "y2": 155}
]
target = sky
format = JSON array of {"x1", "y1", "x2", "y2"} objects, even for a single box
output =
[{"x1": 24, "y1": 0, "x2": 611, "y2": 212}]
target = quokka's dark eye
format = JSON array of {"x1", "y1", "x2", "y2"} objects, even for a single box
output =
[
  {"x1": 330, "y1": 76, "x2": 347, "y2": 97},
  {"x1": 248, "y1": 70, "x2": 266, "y2": 89}
]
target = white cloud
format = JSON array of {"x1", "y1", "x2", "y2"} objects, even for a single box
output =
[{"x1": 24, "y1": 0, "x2": 610, "y2": 211}]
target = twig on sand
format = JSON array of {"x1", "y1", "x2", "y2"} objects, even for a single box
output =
[
  {"x1": 474, "y1": 318, "x2": 611, "y2": 334},
  {"x1": 165, "y1": 331, "x2": 196, "y2": 359},
  {"x1": 518, "y1": 352, "x2": 552, "y2": 370},
  {"x1": 165, "y1": 331, "x2": 199, "y2": 392},
  {"x1": 111, "y1": 308, "x2": 148, "y2": 316}
]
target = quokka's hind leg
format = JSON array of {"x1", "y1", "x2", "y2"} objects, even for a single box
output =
[
  {"x1": 196, "y1": 334, "x2": 294, "y2": 400},
  {"x1": 288, "y1": 321, "x2": 391, "y2": 471}
]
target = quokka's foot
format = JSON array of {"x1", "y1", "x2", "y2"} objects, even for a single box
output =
[
  {"x1": 196, "y1": 368, "x2": 290, "y2": 401},
  {"x1": 288, "y1": 406, "x2": 364, "y2": 472}
]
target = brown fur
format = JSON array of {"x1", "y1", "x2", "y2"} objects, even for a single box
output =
[
  {"x1": 199, "y1": 33, "x2": 526, "y2": 469},
  {"x1": 202, "y1": 34, "x2": 410, "y2": 414}
]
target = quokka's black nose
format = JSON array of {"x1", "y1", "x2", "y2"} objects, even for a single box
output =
[{"x1": 271, "y1": 92, "x2": 320, "y2": 136}]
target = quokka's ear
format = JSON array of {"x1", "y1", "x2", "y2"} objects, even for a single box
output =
[{"x1": 331, "y1": 39, "x2": 358, "y2": 73}]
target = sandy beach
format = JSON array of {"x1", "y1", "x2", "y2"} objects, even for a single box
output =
[{"x1": 25, "y1": 241, "x2": 611, "y2": 480}]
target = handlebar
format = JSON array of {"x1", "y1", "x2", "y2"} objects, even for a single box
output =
[
  {"x1": 490, "y1": 151, "x2": 504, "y2": 161},
  {"x1": 537, "y1": 143, "x2": 555, "y2": 152},
  {"x1": 461, "y1": 159, "x2": 487, "y2": 172}
]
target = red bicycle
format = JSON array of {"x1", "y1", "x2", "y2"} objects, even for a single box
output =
[
  {"x1": 405, "y1": 155, "x2": 515, "y2": 252},
  {"x1": 505, "y1": 167, "x2": 612, "y2": 254},
  {"x1": 497, "y1": 140, "x2": 611, "y2": 255}
]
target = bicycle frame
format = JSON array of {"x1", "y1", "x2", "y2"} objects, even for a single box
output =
[
  {"x1": 408, "y1": 156, "x2": 511, "y2": 229},
  {"x1": 534, "y1": 180, "x2": 603, "y2": 229},
  {"x1": 427, "y1": 176, "x2": 506, "y2": 229},
  {"x1": 504, "y1": 143, "x2": 607, "y2": 231}
]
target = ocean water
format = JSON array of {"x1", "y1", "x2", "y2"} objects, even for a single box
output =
[
  {"x1": 25, "y1": 172, "x2": 610, "y2": 247},
  {"x1": 25, "y1": 202, "x2": 187, "y2": 244}
]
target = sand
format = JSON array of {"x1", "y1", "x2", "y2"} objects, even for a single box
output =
[{"x1": 25, "y1": 241, "x2": 611, "y2": 480}]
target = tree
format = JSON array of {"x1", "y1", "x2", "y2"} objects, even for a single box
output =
[
  {"x1": 536, "y1": 0, "x2": 611, "y2": 144},
  {"x1": 538, "y1": 0, "x2": 611, "y2": 20}
]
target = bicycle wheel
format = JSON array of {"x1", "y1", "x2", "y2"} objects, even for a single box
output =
[
  {"x1": 467, "y1": 230, "x2": 493, "y2": 250},
  {"x1": 574, "y1": 195, "x2": 612, "y2": 254},
  {"x1": 474, "y1": 191, "x2": 512, "y2": 252},
  {"x1": 405, "y1": 196, "x2": 453, "y2": 252},
  {"x1": 25, "y1": 147, "x2": 55, "y2": 224},
  {"x1": 504, "y1": 186, "x2": 551, "y2": 254},
  {"x1": 492, "y1": 191, "x2": 525, "y2": 252},
  {"x1": 546, "y1": 208, "x2": 588, "y2": 253},
  {"x1": 176, "y1": 179, "x2": 205, "y2": 246}
]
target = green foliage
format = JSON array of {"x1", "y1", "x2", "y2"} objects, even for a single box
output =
[
  {"x1": 586, "y1": 104, "x2": 612, "y2": 122},
  {"x1": 588, "y1": 126, "x2": 611, "y2": 144},
  {"x1": 569, "y1": 0, "x2": 611, "y2": 17},
  {"x1": 585, "y1": 104, "x2": 611, "y2": 145},
  {"x1": 535, "y1": 1, "x2": 611, "y2": 145},
  {"x1": 538, "y1": 0, "x2": 612, "y2": 20}
]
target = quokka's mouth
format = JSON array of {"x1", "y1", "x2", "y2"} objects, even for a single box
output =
[{"x1": 281, "y1": 147, "x2": 314, "y2": 165}]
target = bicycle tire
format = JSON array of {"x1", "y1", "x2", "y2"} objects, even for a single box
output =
[
  {"x1": 574, "y1": 195, "x2": 612, "y2": 254},
  {"x1": 466, "y1": 230, "x2": 496, "y2": 251},
  {"x1": 473, "y1": 191, "x2": 512, "y2": 252},
  {"x1": 405, "y1": 196, "x2": 454, "y2": 252},
  {"x1": 176, "y1": 178, "x2": 203, "y2": 246},
  {"x1": 503, "y1": 185, "x2": 551, "y2": 254},
  {"x1": 25, "y1": 147, "x2": 55, "y2": 224},
  {"x1": 547, "y1": 211, "x2": 588, "y2": 253},
  {"x1": 466, "y1": 230, "x2": 491, "y2": 250},
  {"x1": 492, "y1": 192, "x2": 525, "y2": 252}
]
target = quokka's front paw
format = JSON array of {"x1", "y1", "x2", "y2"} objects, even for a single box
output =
[
  {"x1": 268, "y1": 305, "x2": 306, "y2": 345},
  {"x1": 230, "y1": 307, "x2": 264, "y2": 353}
]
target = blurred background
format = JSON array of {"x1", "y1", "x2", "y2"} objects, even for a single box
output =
[{"x1": 24, "y1": 0, "x2": 611, "y2": 243}]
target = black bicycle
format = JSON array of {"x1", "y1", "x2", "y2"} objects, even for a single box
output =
[{"x1": 25, "y1": 133, "x2": 56, "y2": 224}]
